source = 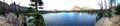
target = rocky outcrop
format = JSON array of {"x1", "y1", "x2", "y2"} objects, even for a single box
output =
[
  {"x1": 0, "y1": 1, "x2": 26, "y2": 26},
  {"x1": 18, "y1": 14, "x2": 25, "y2": 26},
  {"x1": 6, "y1": 12, "x2": 18, "y2": 26},
  {"x1": 0, "y1": 15, "x2": 13, "y2": 26},
  {"x1": 0, "y1": 12, "x2": 25, "y2": 26},
  {"x1": 95, "y1": 15, "x2": 120, "y2": 26},
  {"x1": 95, "y1": 17, "x2": 113, "y2": 26},
  {"x1": 0, "y1": 15, "x2": 7, "y2": 24}
]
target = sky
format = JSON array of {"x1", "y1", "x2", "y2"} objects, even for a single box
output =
[
  {"x1": 0, "y1": 0, "x2": 120, "y2": 10},
  {"x1": 116, "y1": 0, "x2": 120, "y2": 3}
]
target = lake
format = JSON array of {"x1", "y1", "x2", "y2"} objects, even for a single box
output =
[{"x1": 42, "y1": 12, "x2": 97, "y2": 26}]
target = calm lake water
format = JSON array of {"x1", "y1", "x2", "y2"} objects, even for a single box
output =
[{"x1": 42, "y1": 12, "x2": 97, "y2": 26}]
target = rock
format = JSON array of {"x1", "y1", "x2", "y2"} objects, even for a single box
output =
[
  {"x1": 95, "y1": 17, "x2": 113, "y2": 26},
  {"x1": 0, "y1": 15, "x2": 14, "y2": 26},
  {"x1": 6, "y1": 12, "x2": 18, "y2": 26},
  {"x1": 18, "y1": 14, "x2": 25, "y2": 26},
  {"x1": 0, "y1": 15, "x2": 7, "y2": 24},
  {"x1": 109, "y1": 15, "x2": 120, "y2": 26},
  {"x1": 96, "y1": 15, "x2": 120, "y2": 26}
]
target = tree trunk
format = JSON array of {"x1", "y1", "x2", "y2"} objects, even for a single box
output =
[
  {"x1": 35, "y1": 1, "x2": 39, "y2": 26},
  {"x1": 35, "y1": 1, "x2": 38, "y2": 11}
]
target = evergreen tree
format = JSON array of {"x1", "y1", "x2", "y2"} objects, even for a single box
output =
[{"x1": 28, "y1": 0, "x2": 45, "y2": 26}]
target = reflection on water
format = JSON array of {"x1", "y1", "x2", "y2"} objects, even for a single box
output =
[{"x1": 42, "y1": 12, "x2": 97, "y2": 26}]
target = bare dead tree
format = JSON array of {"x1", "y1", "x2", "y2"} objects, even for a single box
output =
[
  {"x1": 97, "y1": 0, "x2": 104, "y2": 18},
  {"x1": 109, "y1": 0, "x2": 116, "y2": 17}
]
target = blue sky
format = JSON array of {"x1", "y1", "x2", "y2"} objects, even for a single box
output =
[
  {"x1": 0, "y1": 0, "x2": 120, "y2": 10},
  {"x1": 116, "y1": 0, "x2": 120, "y2": 3}
]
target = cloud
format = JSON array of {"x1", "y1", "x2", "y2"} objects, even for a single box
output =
[
  {"x1": 43, "y1": 0, "x2": 101, "y2": 10},
  {"x1": 2, "y1": 0, "x2": 111, "y2": 10}
]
